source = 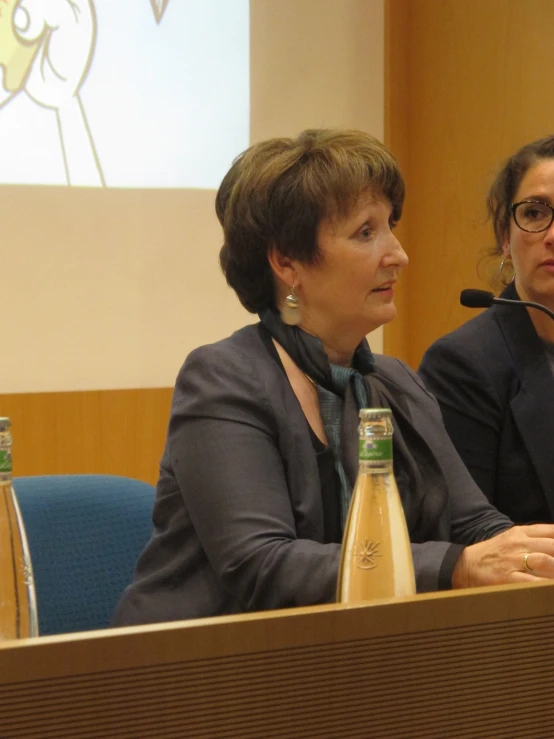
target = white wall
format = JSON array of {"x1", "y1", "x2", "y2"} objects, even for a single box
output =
[{"x1": 2, "y1": 0, "x2": 384, "y2": 394}]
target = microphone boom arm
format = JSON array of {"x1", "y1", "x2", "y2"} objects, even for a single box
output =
[
  {"x1": 492, "y1": 297, "x2": 554, "y2": 322},
  {"x1": 460, "y1": 288, "x2": 554, "y2": 322}
]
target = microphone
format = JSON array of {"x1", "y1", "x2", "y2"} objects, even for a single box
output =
[{"x1": 460, "y1": 289, "x2": 554, "y2": 321}]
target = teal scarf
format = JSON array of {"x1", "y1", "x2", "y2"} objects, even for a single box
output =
[
  {"x1": 317, "y1": 364, "x2": 368, "y2": 531},
  {"x1": 259, "y1": 307, "x2": 448, "y2": 543}
]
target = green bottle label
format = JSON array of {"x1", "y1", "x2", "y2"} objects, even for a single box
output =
[
  {"x1": 0, "y1": 450, "x2": 12, "y2": 473},
  {"x1": 359, "y1": 438, "x2": 392, "y2": 461}
]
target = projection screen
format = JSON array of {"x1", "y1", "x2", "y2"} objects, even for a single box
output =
[{"x1": 1, "y1": 0, "x2": 385, "y2": 395}]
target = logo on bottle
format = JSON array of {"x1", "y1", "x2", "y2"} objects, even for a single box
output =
[
  {"x1": 353, "y1": 539, "x2": 381, "y2": 569},
  {"x1": 0, "y1": 449, "x2": 12, "y2": 473},
  {"x1": 359, "y1": 438, "x2": 392, "y2": 461}
]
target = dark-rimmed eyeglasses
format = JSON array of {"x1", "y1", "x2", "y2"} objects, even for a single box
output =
[{"x1": 511, "y1": 200, "x2": 554, "y2": 233}]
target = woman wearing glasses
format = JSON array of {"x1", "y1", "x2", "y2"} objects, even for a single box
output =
[{"x1": 419, "y1": 135, "x2": 554, "y2": 525}]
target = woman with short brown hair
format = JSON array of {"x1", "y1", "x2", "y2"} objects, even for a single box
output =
[{"x1": 114, "y1": 129, "x2": 554, "y2": 627}]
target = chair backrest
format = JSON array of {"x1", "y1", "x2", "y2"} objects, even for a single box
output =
[{"x1": 13, "y1": 474, "x2": 155, "y2": 636}]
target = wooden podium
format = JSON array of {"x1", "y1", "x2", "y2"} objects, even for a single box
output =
[{"x1": 1, "y1": 582, "x2": 554, "y2": 738}]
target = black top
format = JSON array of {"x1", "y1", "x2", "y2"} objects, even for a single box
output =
[
  {"x1": 419, "y1": 283, "x2": 554, "y2": 524},
  {"x1": 542, "y1": 340, "x2": 554, "y2": 377}
]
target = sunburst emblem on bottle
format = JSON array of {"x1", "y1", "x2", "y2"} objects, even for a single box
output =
[{"x1": 353, "y1": 539, "x2": 381, "y2": 570}]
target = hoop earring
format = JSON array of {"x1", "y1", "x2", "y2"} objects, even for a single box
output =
[
  {"x1": 499, "y1": 256, "x2": 515, "y2": 286},
  {"x1": 281, "y1": 284, "x2": 302, "y2": 326}
]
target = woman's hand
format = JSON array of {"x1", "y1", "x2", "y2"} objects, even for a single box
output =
[{"x1": 452, "y1": 524, "x2": 554, "y2": 588}]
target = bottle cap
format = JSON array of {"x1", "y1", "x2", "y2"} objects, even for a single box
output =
[{"x1": 359, "y1": 408, "x2": 392, "y2": 420}]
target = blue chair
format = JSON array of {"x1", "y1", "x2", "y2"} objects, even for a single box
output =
[{"x1": 13, "y1": 474, "x2": 155, "y2": 636}]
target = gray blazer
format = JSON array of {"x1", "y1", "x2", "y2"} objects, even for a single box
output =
[{"x1": 113, "y1": 324, "x2": 512, "y2": 627}]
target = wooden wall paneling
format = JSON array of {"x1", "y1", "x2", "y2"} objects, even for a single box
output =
[
  {"x1": 384, "y1": 0, "x2": 412, "y2": 362},
  {"x1": 0, "y1": 389, "x2": 173, "y2": 485},
  {"x1": 385, "y1": 0, "x2": 554, "y2": 367}
]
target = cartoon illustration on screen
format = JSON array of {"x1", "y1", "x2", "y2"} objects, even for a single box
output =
[
  {"x1": 0, "y1": 0, "x2": 249, "y2": 189},
  {"x1": 0, "y1": 0, "x2": 104, "y2": 185},
  {"x1": 150, "y1": 0, "x2": 170, "y2": 23}
]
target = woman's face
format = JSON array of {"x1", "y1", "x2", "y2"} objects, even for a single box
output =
[
  {"x1": 294, "y1": 190, "x2": 408, "y2": 351},
  {"x1": 504, "y1": 158, "x2": 554, "y2": 308}
]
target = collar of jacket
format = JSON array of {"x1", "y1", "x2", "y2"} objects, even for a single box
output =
[{"x1": 494, "y1": 282, "x2": 554, "y2": 509}]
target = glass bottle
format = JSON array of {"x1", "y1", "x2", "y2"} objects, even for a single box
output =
[
  {"x1": 337, "y1": 408, "x2": 416, "y2": 603},
  {"x1": 0, "y1": 417, "x2": 38, "y2": 639}
]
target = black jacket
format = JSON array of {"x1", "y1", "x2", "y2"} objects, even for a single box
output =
[{"x1": 419, "y1": 283, "x2": 554, "y2": 524}]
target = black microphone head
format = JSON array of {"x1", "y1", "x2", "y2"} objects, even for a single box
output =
[{"x1": 460, "y1": 289, "x2": 495, "y2": 309}]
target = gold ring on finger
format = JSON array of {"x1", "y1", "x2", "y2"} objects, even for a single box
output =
[{"x1": 523, "y1": 553, "x2": 535, "y2": 574}]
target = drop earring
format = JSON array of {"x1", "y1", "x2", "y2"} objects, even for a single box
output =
[
  {"x1": 499, "y1": 255, "x2": 515, "y2": 286},
  {"x1": 281, "y1": 284, "x2": 302, "y2": 326}
]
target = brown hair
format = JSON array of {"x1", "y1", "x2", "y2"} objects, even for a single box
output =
[
  {"x1": 217, "y1": 128, "x2": 405, "y2": 313},
  {"x1": 487, "y1": 135, "x2": 554, "y2": 254}
]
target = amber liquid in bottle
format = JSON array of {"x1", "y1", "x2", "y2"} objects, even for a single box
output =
[
  {"x1": 0, "y1": 418, "x2": 38, "y2": 639},
  {"x1": 337, "y1": 408, "x2": 416, "y2": 603}
]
